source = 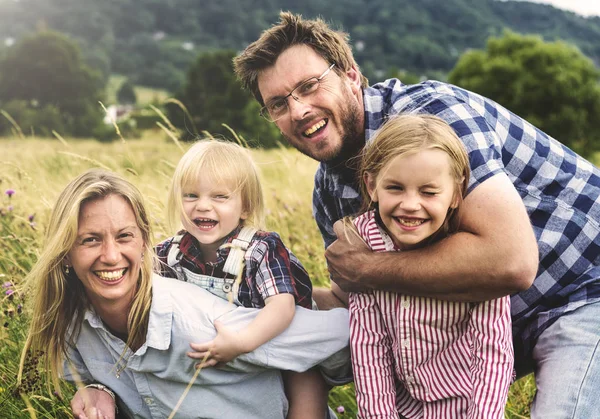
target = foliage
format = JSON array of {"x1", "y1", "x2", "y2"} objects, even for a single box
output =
[
  {"x1": 1, "y1": 0, "x2": 600, "y2": 90},
  {"x1": 449, "y1": 30, "x2": 600, "y2": 155},
  {"x1": 169, "y1": 49, "x2": 282, "y2": 148},
  {"x1": 0, "y1": 31, "x2": 105, "y2": 138},
  {"x1": 117, "y1": 79, "x2": 137, "y2": 105}
]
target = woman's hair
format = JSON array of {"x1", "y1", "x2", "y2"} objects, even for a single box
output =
[
  {"x1": 359, "y1": 114, "x2": 470, "y2": 240},
  {"x1": 234, "y1": 11, "x2": 368, "y2": 106},
  {"x1": 18, "y1": 169, "x2": 155, "y2": 394},
  {"x1": 167, "y1": 139, "x2": 266, "y2": 232}
]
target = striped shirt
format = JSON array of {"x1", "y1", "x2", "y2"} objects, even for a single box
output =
[
  {"x1": 155, "y1": 227, "x2": 313, "y2": 309},
  {"x1": 349, "y1": 211, "x2": 514, "y2": 419},
  {"x1": 313, "y1": 79, "x2": 600, "y2": 362}
]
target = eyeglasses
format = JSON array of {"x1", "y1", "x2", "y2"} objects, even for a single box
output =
[{"x1": 260, "y1": 63, "x2": 336, "y2": 122}]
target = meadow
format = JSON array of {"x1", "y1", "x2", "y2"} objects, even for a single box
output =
[{"x1": 0, "y1": 130, "x2": 538, "y2": 418}]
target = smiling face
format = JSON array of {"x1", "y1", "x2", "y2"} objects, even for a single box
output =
[
  {"x1": 257, "y1": 44, "x2": 364, "y2": 164},
  {"x1": 66, "y1": 194, "x2": 144, "y2": 307},
  {"x1": 366, "y1": 148, "x2": 459, "y2": 250},
  {"x1": 181, "y1": 175, "x2": 247, "y2": 261}
]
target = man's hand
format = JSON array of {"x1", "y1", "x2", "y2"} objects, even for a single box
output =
[
  {"x1": 187, "y1": 321, "x2": 247, "y2": 368},
  {"x1": 71, "y1": 387, "x2": 116, "y2": 419},
  {"x1": 325, "y1": 220, "x2": 372, "y2": 293}
]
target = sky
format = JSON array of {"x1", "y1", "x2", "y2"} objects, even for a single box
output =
[{"x1": 522, "y1": 0, "x2": 600, "y2": 17}]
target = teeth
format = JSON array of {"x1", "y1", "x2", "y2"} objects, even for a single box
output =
[
  {"x1": 396, "y1": 218, "x2": 425, "y2": 227},
  {"x1": 194, "y1": 218, "x2": 217, "y2": 230},
  {"x1": 96, "y1": 269, "x2": 126, "y2": 281},
  {"x1": 304, "y1": 120, "x2": 326, "y2": 136}
]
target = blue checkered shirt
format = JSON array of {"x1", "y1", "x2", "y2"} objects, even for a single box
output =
[{"x1": 312, "y1": 78, "x2": 600, "y2": 360}]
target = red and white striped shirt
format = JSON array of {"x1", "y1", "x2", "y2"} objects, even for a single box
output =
[{"x1": 349, "y1": 211, "x2": 513, "y2": 419}]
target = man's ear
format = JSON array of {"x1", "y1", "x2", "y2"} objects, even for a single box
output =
[
  {"x1": 364, "y1": 172, "x2": 378, "y2": 202},
  {"x1": 345, "y1": 64, "x2": 362, "y2": 96}
]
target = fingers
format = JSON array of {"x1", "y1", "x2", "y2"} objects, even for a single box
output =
[
  {"x1": 332, "y1": 219, "x2": 345, "y2": 238},
  {"x1": 189, "y1": 341, "x2": 211, "y2": 352},
  {"x1": 195, "y1": 358, "x2": 219, "y2": 369},
  {"x1": 187, "y1": 349, "x2": 211, "y2": 360}
]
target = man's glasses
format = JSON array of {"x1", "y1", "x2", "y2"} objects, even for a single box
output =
[{"x1": 260, "y1": 63, "x2": 336, "y2": 122}]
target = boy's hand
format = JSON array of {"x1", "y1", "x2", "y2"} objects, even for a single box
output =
[{"x1": 187, "y1": 321, "x2": 248, "y2": 367}]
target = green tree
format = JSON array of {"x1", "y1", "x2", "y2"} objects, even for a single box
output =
[
  {"x1": 0, "y1": 31, "x2": 105, "y2": 137},
  {"x1": 117, "y1": 79, "x2": 137, "y2": 105},
  {"x1": 169, "y1": 49, "x2": 281, "y2": 147},
  {"x1": 449, "y1": 30, "x2": 600, "y2": 155}
]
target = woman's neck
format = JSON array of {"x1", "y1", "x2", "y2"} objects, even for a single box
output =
[{"x1": 92, "y1": 297, "x2": 131, "y2": 340}]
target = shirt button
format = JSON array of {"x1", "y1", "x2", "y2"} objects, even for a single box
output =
[
  {"x1": 406, "y1": 375, "x2": 415, "y2": 384},
  {"x1": 402, "y1": 339, "x2": 410, "y2": 348},
  {"x1": 402, "y1": 300, "x2": 410, "y2": 309},
  {"x1": 144, "y1": 397, "x2": 153, "y2": 405}
]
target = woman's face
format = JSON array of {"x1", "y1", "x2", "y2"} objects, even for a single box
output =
[{"x1": 66, "y1": 194, "x2": 144, "y2": 308}]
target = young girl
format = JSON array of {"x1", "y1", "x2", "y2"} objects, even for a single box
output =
[
  {"x1": 155, "y1": 139, "x2": 329, "y2": 419},
  {"x1": 349, "y1": 114, "x2": 513, "y2": 419}
]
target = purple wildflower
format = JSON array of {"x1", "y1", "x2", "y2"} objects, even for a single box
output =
[
  {"x1": 5, "y1": 289, "x2": 14, "y2": 296},
  {"x1": 2, "y1": 282, "x2": 11, "y2": 288},
  {"x1": 28, "y1": 214, "x2": 35, "y2": 222},
  {"x1": 7, "y1": 205, "x2": 13, "y2": 212},
  {"x1": 336, "y1": 406, "x2": 345, "y2": 414},
  {"x1": 5, "y1": 189, "x2": 15, "y2": 198}
]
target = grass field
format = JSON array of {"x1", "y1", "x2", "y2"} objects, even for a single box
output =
[{"x1": 0, "y1": 131, "x2": 538, "y2": 417}]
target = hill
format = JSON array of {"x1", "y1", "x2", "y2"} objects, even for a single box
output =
[{"x1": 1, "y1": 0, "x2": 599, "y2": 91}]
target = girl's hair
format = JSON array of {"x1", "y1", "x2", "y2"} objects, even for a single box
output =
[
  {"x1": 234, "y1": 11, "x2": 368, "y2": 106},
  {"x1": 359, "y1": 114, "x2": 470, "y2": 240},
  {"x1": 18, "y1": 169, "x2": 155, "y2": 395},
  {"x1": 167, "y1": 139, "x2": 265, "y2": 232}
]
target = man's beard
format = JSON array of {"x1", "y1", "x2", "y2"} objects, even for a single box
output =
[{"x1": 282, "y1": 90, "x2": 364, "y2": 167}]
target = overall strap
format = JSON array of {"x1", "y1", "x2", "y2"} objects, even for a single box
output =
[
  {"x1": 222, "y1": 226, "x2": 257, "y2": 276},
  {"x1": 166, "y1": 234, "x2": 185, "y2": 279}
]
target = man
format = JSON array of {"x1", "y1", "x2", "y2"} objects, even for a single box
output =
[{"x1": 234, "y1": 11, "x2": 600, "y2": 418}]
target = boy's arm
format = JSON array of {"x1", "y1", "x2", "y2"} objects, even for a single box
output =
[{"x1": 188, "y1": 294, "x2": 295, "y2": 365}]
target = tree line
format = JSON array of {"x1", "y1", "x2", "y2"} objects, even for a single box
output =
[
  {"x1": 1, "y1": 0, "x2": 600, "y2": 92},
  {"x1": 1, "y1": 29, "x2": 600, "y2": 156}
]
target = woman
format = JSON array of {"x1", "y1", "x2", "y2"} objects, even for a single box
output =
[{"x1": 19, "y1": 169, "x2": 350, "y2": 419}]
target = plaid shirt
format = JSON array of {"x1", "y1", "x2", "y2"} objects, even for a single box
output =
[
  {"x1": 155, "y1": 227, "x2": 313, "y2": 309},
  {"x1": 313, "y1": 79, "x2": 600, "y2": 360}
]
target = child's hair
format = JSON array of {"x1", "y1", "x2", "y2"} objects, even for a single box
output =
[
  {"x1": 359, "y1": 114, "x2": 470, "y2": 239},
  {"x1": 167, "y1": 139, "x2": 266, "y2": 232}
]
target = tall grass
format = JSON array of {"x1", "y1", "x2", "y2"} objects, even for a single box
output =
[{"x1": 0, "y1": 131, "x2": 543, "y2": 418}]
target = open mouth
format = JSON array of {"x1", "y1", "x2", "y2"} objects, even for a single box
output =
[
  {"x1": 95, "y1": 268, "x2": 127, "y2": 282},
  {"x1": 194, "y1": 218, "x2": 218, "y2": 230},
  {"x1": 394, "y1": 217, "x2": 427, "y2": 227},
  {"x1": 303, "y1": 119, "x2": 327, "y2": 138}
]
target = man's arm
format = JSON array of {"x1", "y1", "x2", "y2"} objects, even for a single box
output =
[{"x1": 325, "y1": 173, "x2": 538, "y2": 302}]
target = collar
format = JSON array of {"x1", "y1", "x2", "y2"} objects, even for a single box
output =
[{"x1": 179, "y1": 225, "x2": 244, "y2": 265}]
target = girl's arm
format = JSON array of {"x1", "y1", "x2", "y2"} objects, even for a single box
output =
[
  {"x1": 350, "y1": 291, "x2": 401, "y2": 419},
  {"x1": 189, "y1": 293, "x2": 295, "y2": 365},
  {"x1": 467, "y1": 297, "x2": 514, "y2": 419}
]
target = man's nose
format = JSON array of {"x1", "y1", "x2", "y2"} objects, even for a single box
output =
[{"x1": 287, "y1": 95, "x2": 312, "y2": 121}]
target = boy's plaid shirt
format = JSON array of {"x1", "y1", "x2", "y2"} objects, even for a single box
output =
[{"x1": 312, "y1": 79, "x2": 600, "y2": 359}]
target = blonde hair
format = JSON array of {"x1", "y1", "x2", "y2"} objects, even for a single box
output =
[
  {"x1": 18, "y1": 169, "x2": 155, "y2": 395},
  {"x1": 234, "y1": 11, "x2": 368, "y2": 106},
  {"x1": 167, "y1": 139, "x2": 266, "y2": 233},
  {"x1": 359, "y1": 114, "x2": 470, "y2": 240}
]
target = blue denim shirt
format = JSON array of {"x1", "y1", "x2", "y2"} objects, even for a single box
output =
[{"x1": 63, "y1": 275, "x2": 350, "y2": 418}]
